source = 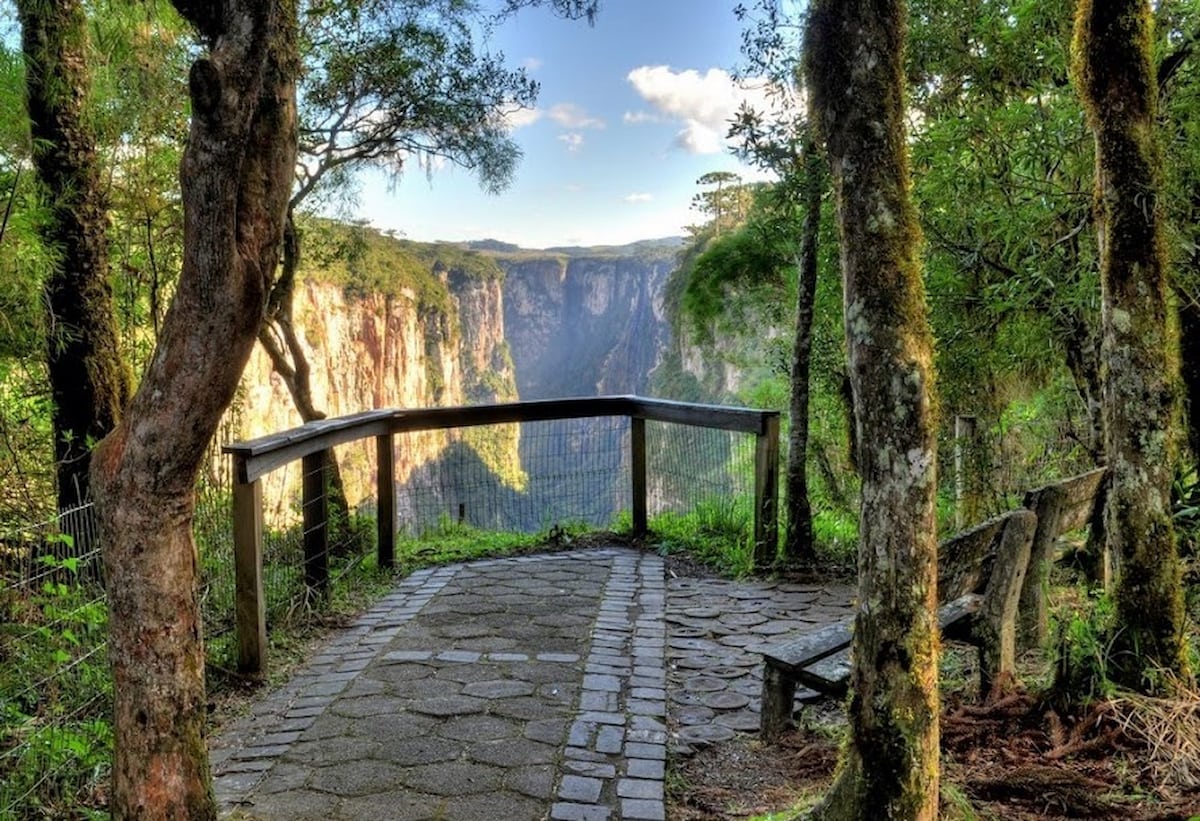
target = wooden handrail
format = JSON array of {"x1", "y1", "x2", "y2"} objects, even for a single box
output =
[
  {"x1": 224, "y1": 395, "x2": 776, "y2": 484},
  {"x1": 228, "y1": 395, "x2": 781, "y2": 675}
]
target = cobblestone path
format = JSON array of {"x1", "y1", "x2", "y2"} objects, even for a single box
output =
[{"x1": 209, "y1": 547, "x2": 853, "y2": 820}]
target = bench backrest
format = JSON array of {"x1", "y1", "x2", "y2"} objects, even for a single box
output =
[
  {"x1": 938, "y1": 511, "x2": 1020, "y2": 602},
  {"x1": 1022, "y1": 467, "x2": 1107, "y2": 540}
]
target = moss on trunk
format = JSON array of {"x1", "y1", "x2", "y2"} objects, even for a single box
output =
[
  {"x1": 17, "y1": 0, "x2": 130, "y2": 511},
  {"x1": 1072, "y1": 0, "x2": 1189, "y2": 690},
  {"x1": 805, "y1": 0, "x2": 941, "y2": 817}
]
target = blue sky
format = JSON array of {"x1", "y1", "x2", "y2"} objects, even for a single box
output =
[{"x1": 352, "y1": 0, "x2": 777, "y2": 249}]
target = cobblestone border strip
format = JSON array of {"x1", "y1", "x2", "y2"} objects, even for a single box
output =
[
  {"x1": 552, "y1": 551, "x2": 667, "y2": 821},
  {"x1": 210, "y1": 563, "x2": 458, "y2": 812}
]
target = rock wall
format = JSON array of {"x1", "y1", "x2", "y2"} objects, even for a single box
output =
[
  {"x1": 228, "y1": 238, "x2": 682, "y2": 531},
  {"x1": 234, "y1": 270, "x2": 521, "y2": 523},
  {"x1": 499, "y1": 252, "x2": 674, "y2": 400}
]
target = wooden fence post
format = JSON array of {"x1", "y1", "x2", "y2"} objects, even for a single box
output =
[
  {"x1": 976, "y1": 509, "x2": 1037, "y2": 695},
  {"x1": 954, "y1": 414, "x2": 978, "y2": 530},
  {"x1": 631, "y1": 416, "x2": 647, "y2": 537},
  {"x1": 232, "y1": 461, "x2": 266, "y2": 675},
  {"x1": 376, "y1": 433, "x2": 395, "y2": 570},
  {"x1": 302, "y1": 450, "x2": 329, "y2": 594},
  {"x1": 753, "y1": 414, "x2": 781, "y2": 567}
]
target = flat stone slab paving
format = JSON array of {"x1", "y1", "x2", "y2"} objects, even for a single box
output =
[
  {"x1": 209, "y1": 549, "x2": 853, "y2": 820},
  {"x1": 663, "y1": 577, "x2": 854, "y2": 754}
]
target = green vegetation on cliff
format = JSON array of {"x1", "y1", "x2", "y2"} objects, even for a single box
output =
[{"x1": 296, "y1": 218, "x2": 503, "y2": 312}]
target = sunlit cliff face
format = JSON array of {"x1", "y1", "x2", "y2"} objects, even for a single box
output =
[{"x1": 228, "y1": 247, "x2": 681, "y2": 524}]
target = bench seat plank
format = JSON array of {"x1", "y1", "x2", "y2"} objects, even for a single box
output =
[
  {"x1": 794, "y1": 649, "x2": 851, "y2": 695},
  {"x1": 758, "y1": 593, "x2": 985, "y2": 722},
  {"x1": 758, "y1": 616, "x2": 855, "y2": 676},
  {"x1": 760, "y1": 594, "x2": 983, "y2": 680}
]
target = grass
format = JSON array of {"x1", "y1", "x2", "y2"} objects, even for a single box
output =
[
  {"x1": 391, "y1": 515, "x2": 546, "y2": 572},
  {"x1": 811, "y1": 507, "x2": 857, "y2": 561},
  {"x1": 1, "y1": 558, "x2": 112, "y2": 820},
  {"x1": 649, "y1": 496, "x2": 756, "y2": 576}
]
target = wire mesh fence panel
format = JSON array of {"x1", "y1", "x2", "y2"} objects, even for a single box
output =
[
  {"x1": 393, "y1": 417, "x2": 632, "y2": 536},
  {"x1": 645, "y1": 420, "x2": 755, "y2": 519},
  {"x1": 0, "y1": 504, "x2": 110, "y2": 819}
]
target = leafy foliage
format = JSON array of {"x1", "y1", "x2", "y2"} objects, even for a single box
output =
[
  {"x1": 294, "y1": 0, "x2": 535, "y2": 208},
  {"x1": 295, "y1": 217, "x2": 503, "y2": 314},
  {"x1": 909, "y1": 0, "x2": 1100, "y2": 438}
]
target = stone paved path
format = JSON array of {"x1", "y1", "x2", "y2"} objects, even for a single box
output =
[
  {"x1": 663, "y1": 576, "x2": 854, "y2": 752},
  {"x1": 209, "y1": 547, "x2": 853, "y2": 820}
]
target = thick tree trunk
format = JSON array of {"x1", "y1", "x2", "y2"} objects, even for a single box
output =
[
  {"x1": 806, "y1": 1, "x2": 941, "y2": 818},
  {"x1": 1074, "y1": 0, "x2": 1189, "y2": 689},
  {"x1": 91, "y1": 3, "x2": 297, "y2": 816},
  {"x1": 783, "y1": 136, "x2": 823, "y2": 564},
  {"x1": 18, "y1": 0, "x2": 129, "y2": 512}
]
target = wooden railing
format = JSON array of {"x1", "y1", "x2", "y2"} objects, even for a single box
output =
[{"x1": 224, "y1": 395, "x2": 781, "y2": 674}]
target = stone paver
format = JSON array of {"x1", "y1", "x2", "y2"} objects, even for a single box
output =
[
  {"x1": 663, "y1": 576, "x2": 854, "y2": 756},
  {"x1": 209, "y1": 548, "x2": 853, "y2": 819}
]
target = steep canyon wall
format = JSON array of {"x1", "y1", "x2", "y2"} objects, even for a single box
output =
[{"x1": 230, "y1": 237, "x2": 681, "y2": 530}]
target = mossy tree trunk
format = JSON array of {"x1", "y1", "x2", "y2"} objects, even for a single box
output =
[
  {"x1": 1073, "y1": 0, "x2": 1190, "y2": 689},
  {"x1": 784, "y1": 134, "x2": 823, "y2": 564},
  {"x1": 91, "y1": 1, "x2": 297, "y2": 816},
  {"x1": 805, "y1": 0, "x2": 941, "y2": 818},
  {"x1": 17, "y1": 0, "x2": 129, "y2": 512}
]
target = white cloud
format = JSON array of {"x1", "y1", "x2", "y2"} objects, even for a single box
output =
[
  {"x1": 626, "y1": 65, "x2": 771, "y2": 155},
  {"x1": 558, "y1": 133, "x2": 584, "y2": 152},
  {"x1": 624, "y1": 192, "x2": 653, "y2": 203},
  {"x1": 502, "y1": 106, "x2": 542, "y2": 130},
  {"x1": 622, "y1": 110, "x2": 661, "y2": 125},
  {"x1": 522, "y1": 57, "x2": 543, "y2": 72},
  {"x1": 548, "y1": 102, "x2": 606, "y2": 129},
  {"x1": 674, "y1": 127, "x2": 724, "y2": 155}
]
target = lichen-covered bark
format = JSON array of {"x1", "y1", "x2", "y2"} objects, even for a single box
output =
[
  {"x1": 805, "y1": 0, "x2": 941, "y2": 817},
  {"x1": 784, "y1": 136, "x2": 823, "y2": 564},
  {"x1": 17, "y1": 0, "x2": 130, "y2": 511},
  {"x1": 1073, "y1": 0, "x2": 1189, "y2": 689},
  {"x1": 92, "y1": 1, "x2": 298, "y2": 816}
]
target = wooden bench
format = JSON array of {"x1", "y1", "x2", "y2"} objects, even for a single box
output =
[{"x1": 757, "y1": 508, "x2": 1037, "y2": 739}]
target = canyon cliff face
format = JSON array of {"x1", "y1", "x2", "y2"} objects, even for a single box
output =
[
  {"x1": 236, "y1": 265, "x2": 520, "y2": 522},
  {"x1": 498, "y1": 250, "x2": 674, "y2": 400},
  {"x1": 231, "y1": 232, "x2": 683, "y2": 530}
]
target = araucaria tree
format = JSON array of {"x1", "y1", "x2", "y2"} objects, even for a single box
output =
[
  {"x1": 17, "y1": 0, "x2": 130, "y2": 511},
  {"x1": 91, "y1": 1, "x2": 297, "y2": 816},
  {"x1": 1073, "y1": 0, "x2": 1189, "y2": 688},
  {"x1": 806, "y1": 0, "x2": 941, "y2": 817}
]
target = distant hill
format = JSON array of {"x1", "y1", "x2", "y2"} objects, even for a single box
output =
[
  {"x1": 462, "y1": 236, "x2": 686, "y2": 258},
  {"x1": 462, "y1": 239, "x2": 522, "y2": 253}
]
